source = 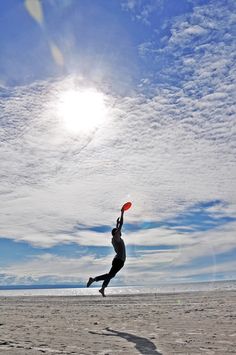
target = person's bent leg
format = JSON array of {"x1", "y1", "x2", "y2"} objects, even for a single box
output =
[
  {"x1": 87, "y1": 272, "x2": 110, "y2": 288},
  {"x1": 102, "y1": 258, "x2": 124, "y2": 289},
  {"x1": 94, "y1": 273, "x2": 109, "y2": 282},
  {"x1": 90, "y1": 259, "x2": 124, "y2": 296}
]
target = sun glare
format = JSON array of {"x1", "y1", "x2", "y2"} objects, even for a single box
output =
[{"x1": 58, "y1": 89, "x2": 107, "y2": 134}]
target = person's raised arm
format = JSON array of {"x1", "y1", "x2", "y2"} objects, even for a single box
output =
[{"x1": 117, "y1": 209, "x2": 124, "y2": 231}]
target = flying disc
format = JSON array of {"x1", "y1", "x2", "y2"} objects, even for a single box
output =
[{"x1": 122, "y1": 201, "x2": 132, "y2": 211}]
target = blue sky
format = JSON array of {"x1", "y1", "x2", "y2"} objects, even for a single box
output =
[{"x1": 0, "y1": 0, "x2": 236, "y2": 287}]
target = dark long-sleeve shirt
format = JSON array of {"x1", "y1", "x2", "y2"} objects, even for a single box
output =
[{"x1": 112, "y1": 237, "x2": 126, "y2": 262}]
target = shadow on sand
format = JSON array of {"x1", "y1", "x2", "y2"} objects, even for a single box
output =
[{"x1": 89, "y1": 327, "x2": 162, "y2": 355}]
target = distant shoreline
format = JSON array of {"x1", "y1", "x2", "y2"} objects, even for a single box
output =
[
  {"x1": 0, "y1": 280, "x2": 235, "y2": 298},
  {"x1": 0, "y1": 279, "x2": 235, "y2": 290}
]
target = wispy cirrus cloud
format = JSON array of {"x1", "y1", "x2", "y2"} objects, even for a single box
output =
[
  {"x1": 1, "y1": 71, "x2": 235, "y2": 244},
  {"x1": 122, "y1": 0, "x2": 164, "y2": 25}
]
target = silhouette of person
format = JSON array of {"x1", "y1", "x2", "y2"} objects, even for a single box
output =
[{"x1": 87, "y1": 208, "x2": 126, "y2": 297}]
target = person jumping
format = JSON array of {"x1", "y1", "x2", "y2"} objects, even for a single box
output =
[{"x1": 87, "y1": 206, "x2": 127, "y2": 297}]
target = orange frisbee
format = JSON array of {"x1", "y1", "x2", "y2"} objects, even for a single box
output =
[{"x1": 122, "y1": 201, "x2": 132, "y2": 211}]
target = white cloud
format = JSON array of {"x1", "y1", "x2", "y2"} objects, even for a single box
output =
[
  {"x1": 124, "y1": 226, "x2": 236, "y2": 284},
  {"x1": 121, "y1": 0, "x2": 163, "y2": 24},
  {"x1": 0, "y1": 253, "x2": 112, "y2": 285},
  {"x1": 169, "y1": 24, "x2": 208, "y2": 45},
  {"x1": 1, "y1": 227, "x2": 235, "y2": 285},
  {"x1": 0, "y1": 71, "x2": 235, "y2": 250},
  {"x1": 122, "y1": 0, "x2": 139, "y2": 11}
]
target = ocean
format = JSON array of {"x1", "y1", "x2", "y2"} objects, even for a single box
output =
[{"x1": 0, "y1": 280, "x2": 235, "y2": 297}]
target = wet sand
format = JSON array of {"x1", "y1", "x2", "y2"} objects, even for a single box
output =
[{"x1": 0, "y1": 290, "x2": 235, "y2": 354}]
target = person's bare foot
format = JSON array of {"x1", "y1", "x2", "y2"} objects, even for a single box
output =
[
  {"x1": 99, "y1": 288, "x2": 106, "y2": 297},
  {"x1": 87, "y1": 277, "x2": 94, "y2": 287}
]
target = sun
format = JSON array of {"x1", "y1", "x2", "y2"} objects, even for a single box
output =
[{"x1": 58, "y1": 89, "x2": 107, "y2": 134}]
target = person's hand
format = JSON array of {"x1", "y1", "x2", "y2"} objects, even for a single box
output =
[{"x1": 117, "y1": 217, "x2": 120, "y2": 224}]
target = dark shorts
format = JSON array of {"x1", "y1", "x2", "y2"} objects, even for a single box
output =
[{"x1": 111, "y1": 257, "x2": 125, "y2": 273}]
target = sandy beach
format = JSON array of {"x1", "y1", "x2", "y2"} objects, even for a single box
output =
[{"x1": 0, "y1": 291, "x2": 235, "y2": 354}]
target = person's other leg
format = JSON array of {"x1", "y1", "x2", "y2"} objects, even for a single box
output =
[
  {"x1": 87, "y1": 269, "x2": 111, "y2": 287},
  {"x1": 99, "y1": 259, "x2": 124, "y2": 297},
  {"x1": 87, "y1": 259, "x2": 124, "y2": 291},
  {"x1": 101, "y1": 258, "x2": 124, "y2": 288},
  {"x1": 87, "y1": 268, "x2": 112, "y2": 287}
]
